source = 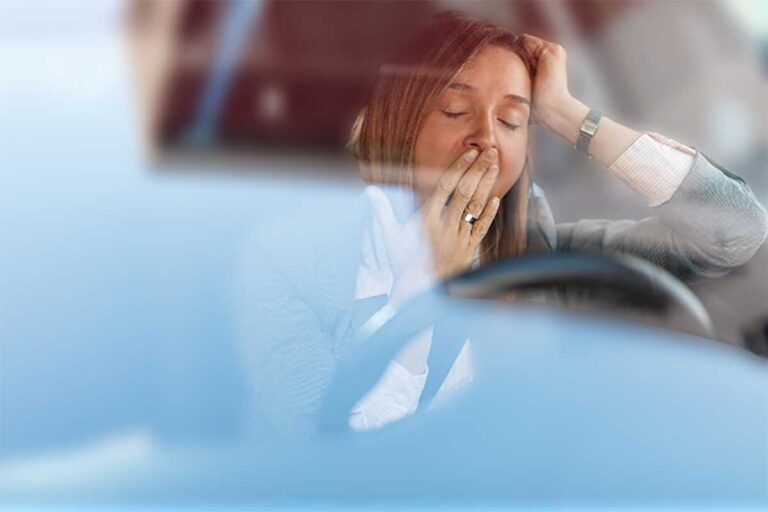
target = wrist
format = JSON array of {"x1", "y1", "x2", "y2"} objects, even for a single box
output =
[{"x1": 539, "y1": 96, "x2": 589, "y2": 144}]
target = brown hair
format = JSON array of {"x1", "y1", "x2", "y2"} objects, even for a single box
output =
[{"x1": 348, "y1": 11, "x2": 536, "y2": 264}]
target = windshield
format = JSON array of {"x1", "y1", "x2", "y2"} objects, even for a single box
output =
[{"x1": 1, "y1": 1, "x2": 766, "y2": 510}]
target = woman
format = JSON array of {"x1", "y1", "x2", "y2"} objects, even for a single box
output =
[{"x1": 240, "y1": 12, "x2": 767, "y2": 436}]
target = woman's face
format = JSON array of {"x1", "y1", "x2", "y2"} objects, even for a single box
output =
[{"x1": 413, "y1": 45, "x2": 532, "y2": 203}]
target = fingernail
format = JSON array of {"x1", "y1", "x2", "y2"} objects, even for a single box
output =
[
  {"x1": 465, "y1": 149, "x2": 479, "y2": 160},
  {"x1": 485, "y1": 148, "x2": 498, "y2": 160},
  {"x1": 493, "y1": 197, "x2": 501, "y2": 206}
]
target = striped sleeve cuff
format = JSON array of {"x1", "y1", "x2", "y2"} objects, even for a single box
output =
[{"x1": 608, "y1": 132, "x2": 697, "y2": 207}]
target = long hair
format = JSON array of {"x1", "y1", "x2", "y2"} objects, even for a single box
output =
[{"x1": 348, "y1": 11, "x2": 535, "y2": 264}]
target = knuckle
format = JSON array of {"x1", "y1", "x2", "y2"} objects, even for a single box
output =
[
  {"x1": 481, "y1": 171, "x2": 497, "y2": 185},
  {"x1": 438, "y1": 177, "x2": 455, "y2": 193},
  {"x1": 467, "y1": 199, "x2": 483, "y2": 214},
  {"x1": 476, "y1": 222, "x2": 490, "y2": 237},
  {"x1": 457, "y1": 181, "x2": 474, "y2": 198}
]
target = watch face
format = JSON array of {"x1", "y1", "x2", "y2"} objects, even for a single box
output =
[{"x1": 582, "y1": 118, "x2": 599, "y2": 136}]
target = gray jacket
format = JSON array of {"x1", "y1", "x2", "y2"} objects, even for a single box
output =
[{"x1": 237, "y1": 150, "x2": 767, "y2": 436}]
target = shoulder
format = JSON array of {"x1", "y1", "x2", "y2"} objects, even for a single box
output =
[{"x1": 526, "y1": 183, "x2": 558, "y2": 253}]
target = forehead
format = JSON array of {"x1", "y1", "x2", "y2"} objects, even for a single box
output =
[{"x1": 449, "y1": 45, "x2": 531, "y2": 98}]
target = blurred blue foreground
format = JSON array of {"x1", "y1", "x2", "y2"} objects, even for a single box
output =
[
  {"x1": 0, "y1": 2, "x2": 766, "y2": 511},
  {"x1": 1, "y1": 300, "x2": 766, "y2": 509}
]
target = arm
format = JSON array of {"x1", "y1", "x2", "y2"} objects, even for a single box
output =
[
  {"x1": 350, "y1": 164, "x2": 499, "y2": 414},
  {"x1": 519, "y1": 34, "x2": 768, "y2": 277},
  {"x1": 236, "y1": 201, "x2": 388, "y2": 437},
  {"x1": 236, "y1": 235, "x2": 338, "y2": 438},
  {"x1": 518, "y1": 34, "x2": 643, "y2": 167},
  {"x1": 554, "y1": 149, "x2": 768, "y2": 278},
  {"x1": 348, "y1": 177, "x2": 493, "y2": 431},
  {"x1": 346, "y1": 233, "x2": 434, "y2": 431},
  {"x1": 237, "y1": 203, "x2": 436, "y2": 436},
  {"x1": 544, "y1": 97, "x2": 767, "y2": 278},
  {"x1": 540, "y1": 96, "x2": 641, "y2": 169}
]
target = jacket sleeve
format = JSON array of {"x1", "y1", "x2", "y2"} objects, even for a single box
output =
[
  {"x1": 554, "y1": 151, "x2": 768, "y2": 279},
  {"x1": 235, "y1": 209, "x2": 390, "y2": 438},
  {"x1": 235, "y1": 233, "x2": 337, "y2": 438}
]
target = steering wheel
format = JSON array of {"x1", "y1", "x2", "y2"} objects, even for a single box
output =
[
  {"x1": 318, "y1": 251, "x2": 713, "y2": 435},
  {"x1": 445, "y1": 251, "x2": 712, "y2": 332}
]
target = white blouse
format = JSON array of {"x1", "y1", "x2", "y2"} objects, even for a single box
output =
[{"x1": 348, "y1": 133, "x2": 696, "y2": 432}]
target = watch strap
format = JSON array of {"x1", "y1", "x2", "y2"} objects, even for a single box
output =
[{"x1": 575, "y1": 109, "x2": 603, "y2": 157}]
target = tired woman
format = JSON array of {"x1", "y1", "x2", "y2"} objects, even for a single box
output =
[{"x1": 242, "y1": 11, "x2": 767, "y2": 436}]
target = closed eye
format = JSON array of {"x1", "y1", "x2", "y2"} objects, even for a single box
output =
[
  {"x1": 441, "y1": 110, "x2": 466, "y2": 119},
  {"x1": 499, "y1": 119, "x2": 521, "y2": 131},
  {"x1": 441, "y1": 110, "x2": 520, "y2": 132}
]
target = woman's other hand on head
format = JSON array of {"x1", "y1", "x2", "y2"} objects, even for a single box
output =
[{"x1": 517, "y1": 34, "x2": 577, "y2": 131}]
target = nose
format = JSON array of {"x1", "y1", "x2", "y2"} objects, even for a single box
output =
[{"x1": 464, "y1": 112, "x2": 498, "y2": 153}]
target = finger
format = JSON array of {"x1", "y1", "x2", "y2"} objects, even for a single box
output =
[
  {"x1": 445, "y1": 147, "x2": 497, "y2": 223},
  {"x1": 470, "y1": 196, "x2": 501, "y2": 246},
  {"x1": 458, "y1": 163, "x2": 498, "y2": 240},
  {"x1": 425, "y1": 148, "x2": 479, "y2": 217},
  {"x1": 518, "y1": 33, "x2": 550, "y2": 52},
  {"x1": 519, "y1": 34, "x2": 565, "y2": 60},
  {"x1": 471, "y1": 163, "x2": 498, "y2": 214},
  {"x1": 517, "y1": 34, "x2": 545, "y2": 55}
]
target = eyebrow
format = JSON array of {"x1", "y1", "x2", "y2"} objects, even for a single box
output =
[{"x1": 448, "y1": 82, "x2": 531, "y2": 106}]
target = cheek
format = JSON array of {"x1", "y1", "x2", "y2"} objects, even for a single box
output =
[{"x1": 493, "y1": 139, "x2": 528, "y2": 197}]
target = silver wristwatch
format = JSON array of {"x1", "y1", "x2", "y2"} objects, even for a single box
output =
[{"x1": 575, "y1": 109, "x2": 602, "y2": 158}]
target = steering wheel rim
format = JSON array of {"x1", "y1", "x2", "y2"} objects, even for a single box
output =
[
  {"x1": 445, "y1": 251, "x2": 712, "y2": 333},
  {"x1": 318, "y1": 251, "x2": 713, "y2": 435}
]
